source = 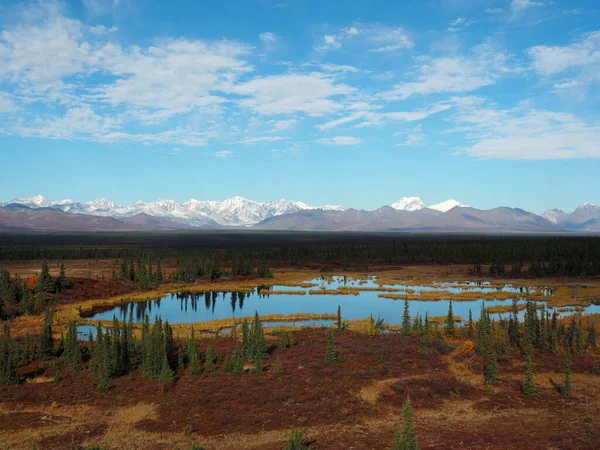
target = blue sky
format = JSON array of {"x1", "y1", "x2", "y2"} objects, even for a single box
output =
[{"x1": 0, "y1": 0, "x2": 599, "y2": 212}]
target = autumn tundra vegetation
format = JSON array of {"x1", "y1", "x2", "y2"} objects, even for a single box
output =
[{"x1": 1, "y1": 233, "x2": 600, "y2": 449}]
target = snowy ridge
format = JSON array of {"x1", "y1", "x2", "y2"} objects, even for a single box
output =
[
  {"x1": 391, "y1": 197, "x2": 467, "y2": 212},
  {"x1": 1, "y1": 195, "x2": 346, "y2": 227}
]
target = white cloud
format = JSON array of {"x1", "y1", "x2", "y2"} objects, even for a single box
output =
[
  {"x1": 259, "y1": 32, "x2": 278, "y2": 43},
  {"x1": 390, "y1": 40, "x2": 517, "y2": 99},
  {"x1": 447, "y1": 17, "x2": 476, "y2": 32},
  {"x1": 450, "y1": 99, "x2": 600, "y2": 159},
  {"x1": 89, "y1": 25, "x2": 118, "y2": 35},
  {"x1": 317, "y1": 136, "x2": 362, "y2": 146},
  {"x1": 230, "y1": 73, "x2": 354, "y2": 116},
  {"x1": 355, "y1": 103, "x2": 452, "y2": 128},
  {"x1": 0, "y1": 93, "x2": 16, "y2": 113},
  {"x1": 316, "y1": 24, "x2": 412, "y2": 53},
  {"x1": 214, "y1": 150, "x2": 233, "y2": 158},
  {"x1": 526, "y1": 31, "x2": 600, "y2": 76},
  {"x1": 240, "y1": 136, "x2": 289, "y2": 144},
  {"x1": 511, "y1": 0, "x2": 543, "y2": 13},
  {"x1": 553, "y1": 79, "x2": 584, "y2": 89},
  {"x1": 317, "y1": 35, "x2": 342, "y2": 52},
  {"x1": 317, "y1": 112, "x2": 367, "y2": 131},
  {"x1": 272, "y1": 119, "x2": 297, "y2": 131}
]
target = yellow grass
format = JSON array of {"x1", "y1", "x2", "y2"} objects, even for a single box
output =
[{"x1": 258, "y1": 289, "x2": 306, "y2": 295}]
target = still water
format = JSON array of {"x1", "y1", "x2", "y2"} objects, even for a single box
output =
[{"x1": 84, "y1": 277, "x2": 600, "y2": 328}]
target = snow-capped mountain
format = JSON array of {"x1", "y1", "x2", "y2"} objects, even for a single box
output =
[
  {"x1": 541, "y1": 203, "x2": 600, "y2": 231},
  {"x1": 541, "y1": 208, "x2": 567, "y2": 224},
  {"x1": 1, "y1": 195, "x2": 345, "y2": 227},
  {"x1": 429, "y1": 199, "x2": 467, "y2": 213},
  {"x1": 391, "y1": 197, "x2": 467, "y2": 213},
  {"x1": 391, "y1": 197, "x2": 426, "y2": 211}
]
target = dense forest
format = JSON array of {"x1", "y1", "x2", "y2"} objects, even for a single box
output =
[{"x1": 1, "y1": 232, "x2": 600, "y2": 277}]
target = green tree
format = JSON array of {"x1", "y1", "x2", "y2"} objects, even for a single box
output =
[
  {"x1": 393, "y1": 395, "x2": 419, "y2": 450},
  {"x1": 36, "y1": 259, "x2": 54, "y2": 293},
  {"x1": 63, "y1": 320, "x2": 82, "y2": 371},
  {"x1": 0, "y1": 323, "x2": 20, "y2": 385},
  {"x1": 204, "y1": 343, "x2": 217, "y2": 373},
  {"x1": 522, "y1": 355, "x2": 536, "y2": 397},
  {"x1": 38, "y1": 309, "x2": 55, "y2": 359},
  {"x1": 402, "y1": 300, "x2": 411, "y2": 336},
  {"x1": 284, "y1": 428, "x2": 310, "y2": 450},
  {"x1": 187, "y1": 328, "x2": 201, "y2": 375},
  {"x1": 562, "y1": 348, "x2": 572, "y2": 397},
  {"x1": 444, "y1": 301, "x2": 455, "y2": 336},
  {"x1": 325, "y1": 329, "x2": 340, "y2": 364},
  {"x1": 55, "y1": 262, "x2": 70, "y2": 291}
]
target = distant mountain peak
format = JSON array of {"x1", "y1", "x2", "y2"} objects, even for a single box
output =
[
  {"x1": 391, "y1": 197, "x2": 426, "y2": 211},
  {"x1": 430, "y1": 199, "x2": 467, "y2": 213}
]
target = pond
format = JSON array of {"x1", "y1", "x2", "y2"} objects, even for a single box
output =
[{"x1": 81, "y1": 276, "x2": 600, "y2": 332}]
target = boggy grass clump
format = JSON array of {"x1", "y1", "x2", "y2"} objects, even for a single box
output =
[{"x1": 387, "y1": 373, "x2": 476, "y2": 409}]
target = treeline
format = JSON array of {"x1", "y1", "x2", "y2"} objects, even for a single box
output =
[
  {"x1": 0, "y1": 259, "x2": 69, "y2": 319},
  {"x1": 2, "y1": 233, "x2": 600, "y2": 277},
  {"x1": 0, "y1": 310, "x2": 280, "y2": 388}
]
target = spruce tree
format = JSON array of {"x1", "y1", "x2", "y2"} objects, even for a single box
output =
[
  {"x1": 250, "y1": 312, "x2": 268, "y2": 359},
  {"x1": 204, "y1": 343, "x2": 217, "y2": 373},
  {"x1": 284, "y1": 428, "x2": 310, "y2": 450},
  {"x1": 483, "y1": 335, "x2": 499, "y2": 392},
  {"x1": 55, "y1": 262, "x2": 70, "y2": 291},
  {"x1": 336, "y1": 305, "x2": 343, "y2": 330},
  {"x1": 36, "y1": 259, "x2": 53, "y2": 293},
  {"x1": 325, "y1": 329, "x2": 340, "y2": 364},
  {"x1": 159, "y1": 353, "x2": 174, "y2": 381},
  {"x1": 393, "y1": 395, "x2": 419, "y2": 450},
  {"x1": 402, "y1": 300, "x2": 411, "y2": 336},
  {"x1": 444, "y1": 300, "x2": 455, "y2": 336},
  {"x1": 419, "y1": 313, "x2": 431, "y2": 352},
  {"x1": 187, "y1": 328, "x2": 201, "y2": 375},
  {"x1": 38, "y1": 309, "x2": 55, "y2": 359},
  {"x1": 0, "y1": 323, "x2": 20, "y2": 385},
  {"x1": 562, "y1": 348, "x2": 572, "y2": 397},
  {"x1": 522, "y1": 355, "x2": 536, "y2": 397},
  {"x1": 63, "y1": 320, "x2": 82, "y2": 371},
  {"x1": 467, "y1": 309, "x2": 474, "y2": 339}
]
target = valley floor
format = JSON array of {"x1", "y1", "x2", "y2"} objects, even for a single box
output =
[{"x1": 1, "y1": 329, "x2": 600, "y2": 449}]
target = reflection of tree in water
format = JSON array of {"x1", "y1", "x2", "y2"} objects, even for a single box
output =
[{"x1": 107, "y1": 288, "x2": 259, "y2": 323}]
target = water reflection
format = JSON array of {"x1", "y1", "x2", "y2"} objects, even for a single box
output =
[{"x1": 86, "y1": 276, "x2": 600, "y2": 327}]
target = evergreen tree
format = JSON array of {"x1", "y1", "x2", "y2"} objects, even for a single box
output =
[
  {"x1": 562, "y1": 348, "x2": 572, "y2": 397},
  {"x1": 586, "y1": 322, "x2": 597, "y2": 351},
  {"x1": 393, "y1": 395, "x2": 419, "y2": 450},
  {"x1": 418, "y1": 313, "x2": 431, "y2": 352},
  {"x1": 55, "y1": 262, "x2": 70, "y2": 291},
  {"x1": 159, "y1": 353, "x2": 174, "y2": 381},
  {"x1": 63, "y1": 320, "x2": 82, "y2": 371},
  {"x1": 154, "y1": 261, "x2": 164, "y2": 283},
  {"x1": 249, "y1": 312, "x2": 268, "y2": 359},
  {"x1": 36, "y1": 259, "x2": 53, "y2": 293},
  {"x1": 483, "y1": 334, "x2": 499, "y2": 392},
  {"x1": 467, "y1": 309, "x2": 474, "y2": 339},
  {"x1": 0, "y1": 323, "x2": 20, "y2": 385},
  {"x1": 38, "y1": 308, "x2": 55, "y2": 359},
  {"x1": 204, "y1": 343, "x2": 217, "y2": 373},
  {"x1": 402, "y1": 300, "x2": 411, "y2": 336},
  {"x1": 522, "y1": 355, "x2": 536, "y2": 397},
  {"x1": 187, "y1": 328, "x2": 201, "y2": 375},
  {"x1": 336, "y1": 305, "x2": 343, "y2": 330},
  {"x1": 444, "y1": 301, "x2": 455, "y2": 336},
  {"x1": 284, "y1": 428, "x2": 310, "y2": 450},
  {"x1": 257, "y1": 260, "x2": 273, "y2": 278},
  {"x1": 325, "y1": 329, "x2": 340, "y2": 364}
]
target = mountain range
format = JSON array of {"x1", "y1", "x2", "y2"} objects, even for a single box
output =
[{"x1": 0, "y1": 195, "x2": 599, "y2": 233}]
